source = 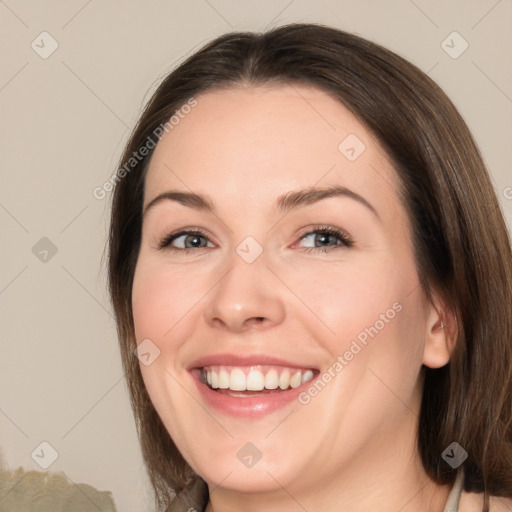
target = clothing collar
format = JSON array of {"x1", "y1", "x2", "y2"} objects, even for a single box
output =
[{"x1": 443, "y1": 468, "x2": 465, "y2": 512}]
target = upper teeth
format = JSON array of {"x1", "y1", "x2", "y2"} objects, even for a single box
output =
[{"x1": 202, "y1": 366, "x2": 315, "y2": 391}]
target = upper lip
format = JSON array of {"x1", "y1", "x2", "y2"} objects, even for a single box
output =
[{"x1": 187, "y1": 353, "x2": 318, "y2": 371}]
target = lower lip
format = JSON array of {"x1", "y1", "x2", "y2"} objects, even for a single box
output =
[{"x1": 190, "y1": 370, "x2": 312, "y2": 418}]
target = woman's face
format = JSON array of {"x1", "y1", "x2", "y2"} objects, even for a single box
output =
[{"x1": 132, "y1": 85, "x2": 449, "y2": 496}]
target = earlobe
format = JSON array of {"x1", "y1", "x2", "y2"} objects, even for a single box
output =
[{"x1": 422, "y1": 298, "x2": 457, "y2": 369}]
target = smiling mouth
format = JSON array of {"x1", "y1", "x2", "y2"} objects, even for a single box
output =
[{"x1": 199, "y1": 365, "x2": 317, "y2": 395}]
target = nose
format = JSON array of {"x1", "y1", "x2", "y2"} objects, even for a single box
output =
[{"x1": 203, "y1": 251, "x2": 286, "y2": 333}]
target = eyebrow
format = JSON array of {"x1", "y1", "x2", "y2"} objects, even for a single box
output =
[{"x1": 143, "y1": 185, "x2": 380, "y2": 220}]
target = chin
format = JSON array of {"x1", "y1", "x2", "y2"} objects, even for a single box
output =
[{"x1": 198, "y1": 461, "x2": 296, "y2": 494}]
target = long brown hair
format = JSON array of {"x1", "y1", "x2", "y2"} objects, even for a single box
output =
[{"x1": 107, "y1": 23, "x2": 512, "y2": 511}]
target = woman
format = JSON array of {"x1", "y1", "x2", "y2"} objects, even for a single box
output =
[{"x1": 107, "y1": 24, "x2": 512, "y2": 512}]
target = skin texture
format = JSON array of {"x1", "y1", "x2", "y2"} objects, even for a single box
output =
[{"x1": 131, "y1": 84, "x2": 458, "y2": 512}]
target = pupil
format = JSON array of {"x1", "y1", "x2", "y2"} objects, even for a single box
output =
[
  {"x1": 186, "y1": 235, "x2": 203, "y2": 248},
  {"x1": 316, "y1": 233, "x2": 333, "y2": 246}
]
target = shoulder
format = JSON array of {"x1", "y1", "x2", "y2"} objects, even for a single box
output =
[{"x1": 459, "y1": 491, "x2": 512, "y2": 511}]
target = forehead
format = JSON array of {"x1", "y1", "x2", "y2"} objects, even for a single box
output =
[{"x1": 143, "y1": 84, "x2": 402, "y2": 222}]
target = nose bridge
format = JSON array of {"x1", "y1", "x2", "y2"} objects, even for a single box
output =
[{"x1": 203, "y1": 240, "x2": 285, "y2": 332}]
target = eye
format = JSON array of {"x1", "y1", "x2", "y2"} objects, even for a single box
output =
[
  {"x1": 156, "y1": 225, "x2": 353, "y2": 254},
  {"x1": 157, "y1": 229, "x2": 214, "y2": 252},
  {"x1": 296, "y1": 226, "x2": 353, "y2": 253}
]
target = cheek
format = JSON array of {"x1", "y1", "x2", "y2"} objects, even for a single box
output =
[
  {"x1": 282, "y1": 255, "x2": 412, "y2": 345},
  {"x1": 131, "y1": 260, "x2": 202, "y2": 436},
  {"x1": 281, "y1": 250, "x2": 426, "y2": 388},
  {"x1": 131, "y1": 259, "x2": 204, "y2": 344}
]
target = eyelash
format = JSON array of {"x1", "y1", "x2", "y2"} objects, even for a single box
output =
[{"x1": 156, "y1": 225, "x2": 354, "y2": 254}]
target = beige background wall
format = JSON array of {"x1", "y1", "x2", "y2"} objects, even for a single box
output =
[{"x1": 1, "y1": 1, "x2": 511, "y2": 511}]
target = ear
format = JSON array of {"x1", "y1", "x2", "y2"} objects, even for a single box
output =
[{"x1": 422, "y1": 291, "x2": 458, "y2": 369}]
